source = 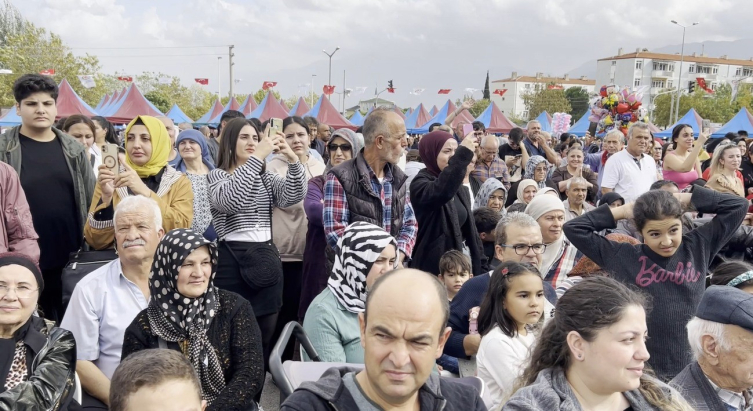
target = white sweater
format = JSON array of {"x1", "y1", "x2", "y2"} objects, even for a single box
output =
[{"x1": 476, "y1": 325, "x2": 536, "y2": 410}]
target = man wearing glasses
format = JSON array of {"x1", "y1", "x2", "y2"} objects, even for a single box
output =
[
  {"x1": 471, "y1": 134, "x2": 511, "y2": 190},
  {"x1": 443, "y1": 212, "x2": 556, "y2": 375}
]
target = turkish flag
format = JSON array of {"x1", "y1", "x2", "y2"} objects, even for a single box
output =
[
  {"x1": 695, "y1": 77, "x2": 713, "y2": 93},
  {"x1": 547, "y1": 85, "x2": 564, "y2": 90},
  {"x1": 323, "y1": 85, "x2": 335, "y2": 95},
  {"x1": 262, "y1": 81, "x2": 277, "y2": 90},
  {"x1": 387, "y1": 88, "x2": 396, "y2": 93},
  {"x1": 493, "y1": 89, "x2": 507, "y2": 96},
  {"x1": 39, "y1": 69, "x2": 55, "y2": 76},
  {"x1": 117, "y1": 76, "x2": 133, "y2": 82},
  {"x1": 194, "y1": 78, "x2": 209, "y2": 85},
  {"x1": 438, "y1": 89, "x2": 451, "y2": 94}
]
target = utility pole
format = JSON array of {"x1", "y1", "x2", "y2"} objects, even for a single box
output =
[
  {"x1": 341, "y1": 70, "x2": 346, "y2": 114},
  {"x1": 228, "y1": 45, "x2": 235, "y2": 99},
  {"x1": 311, "y1": 74, "x2": 316, "y2": 106},
  {"x1": 217, "y1": 57, "x2": 222, "y2": 99},
  {"x1": 323, "y1": 47, "x2": 340, "y2": 99}
]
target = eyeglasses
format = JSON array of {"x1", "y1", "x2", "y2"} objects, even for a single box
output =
[
  {"x1": 328, "y1": 143, "x2": 352, "y2": 153},
  {"x1": 498, "y1": 243, "x2": 547, "y2": 255},
  {"x1": 0, "y1": 285, "x2": 39, "y2": 299}
]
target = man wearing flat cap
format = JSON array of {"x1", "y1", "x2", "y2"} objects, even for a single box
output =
[{"x1": 671, "y1": 286, "x2": 753, "y2": 411}]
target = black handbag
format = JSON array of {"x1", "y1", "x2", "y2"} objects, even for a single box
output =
[
  {"x1": 62, "y1": 243, "x2": 118, "y2": 307},
  {"x1": 222, "y1": 180, "x2": 283, "y2": 290}
]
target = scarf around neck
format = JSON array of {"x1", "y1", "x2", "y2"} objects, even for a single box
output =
[
  {"x1": 524, "y1": 156, "x2": 549, "y2": 188},
  {"x1": 124, "y1": 116, "x2": 171, "y2": 178},
  {"x1": 146, "y1": 229, "x2": 224, "y2": 403},
  {"x1": 327, "y1": 222, "x2": 397, "y2": 314},
  {"x1": 174, "y1": 129, "x2": 215, "y2": 173},
  {"x1": 419, "y1": 131, "x2": 454, "y2": 177},
  {"x1": 474, "y1": 178, "x2": 507, "y2": 215}
]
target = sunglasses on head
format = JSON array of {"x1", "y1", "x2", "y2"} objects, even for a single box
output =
[{"x1": 328, "y1": 143, "x2": 352, "y2": 152}]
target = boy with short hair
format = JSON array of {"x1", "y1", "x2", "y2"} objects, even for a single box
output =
[
  {"x1": 473, "y1": 207, "x2": 503, "y2": 268},
  {"x1": 109, "y1": 349, "x2": 206, "y2": 411},
  {"x1": 438, "y1": 250, "x2": 473, "y2": 301}
]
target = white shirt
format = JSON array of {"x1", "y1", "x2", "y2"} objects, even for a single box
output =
[
  {"x1": 477, "y1": 325, "x2": 537, "y2": 410},
  {"x1": 89, "y1": 145, "x2": 102, "y2": 178},
  {"x1": 600, "y1": 149, "x2": 658, "y2": 203},
  {"x1": 60, "y1": 259, "x2": 148, "y2": 379}
]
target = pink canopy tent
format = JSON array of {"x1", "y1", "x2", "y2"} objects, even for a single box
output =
[
  {"x1": 392, "y1": 107, "x2": 406, "y2": 120},
  {"x1": 477, "y1": 101, "x2": 517, "y2": 134},
  {"x1": 55, "y1": 79, "x2": 99, "y2": 119},
  {"x1": 105, "y1": 84, "x2": 163, "y2": 124},
  {"x1": 288, "y1": 97, "x2": 311, "y2": 117},
  {"x1": 238, "y1": 95, "x2": 258, "y2": 117},
  {"x1": 305, "y1": 95, "x2": 356, "y2": 130},
  {"x1": 194, "y1": 99, "x2": 225, "y2": 125},
  {"x1": 247, "y1": 92, "x2": 291, "y2": 122}
]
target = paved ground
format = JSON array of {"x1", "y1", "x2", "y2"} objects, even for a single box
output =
[{"x1": 260, "y1": 373, "x2": 281, "y2": 411}]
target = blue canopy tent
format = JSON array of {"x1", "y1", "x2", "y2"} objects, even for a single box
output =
[
  {"x1": 166, "y1": 104, "x2": 193, "y2": 124},
  {"x1": 94, "y1": 95, "x2": 107, "y2": 111},
  {"x1": 410, "y1": 100, "x2": 459, "y2": 134},
  {"x1": 654, "y1": 108, "x2": 703, "y2": 138},
  {"x1": 194, "y1": 99, "x2": 225, "y2": 126},
  {"x1": 711, "y1": 108, "x2": 753, "y2": 138},
  {"x1": 349, "y1": 111, "x2": 365, "y2": 127},
  {"x1": 404, "y1": 103, "x2": 431, "y2": 131},
  {"x1": 0, "y1": 110, "x2": 21, "y2": 127},
  {"x1": 207, "y1": 98, "x2": 241, "y2": 125},
  {"x1": 567, "y1": 112, "x2": 591, "y2": 137},
  {"x1": 534, "y1": 111, "x2": 552, "y2": 133}
]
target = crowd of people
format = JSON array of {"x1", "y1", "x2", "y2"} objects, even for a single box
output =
[{"x1": 1, "y1": 73, "x2": 753, "y2": 410}]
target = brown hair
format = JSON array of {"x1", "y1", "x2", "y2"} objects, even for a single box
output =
[
  {"x1": 62, "y1": 114, "x2": 96, "y2": 137},
  {"x1": 216, "y1": 117, "x2": 256, "y2": 171},
  {"x1": 438, "y1": 250, "x2": 471, "y2": 277},
  {"x1": 109, "y1": 349, "x2": 202, "y2": 411}
]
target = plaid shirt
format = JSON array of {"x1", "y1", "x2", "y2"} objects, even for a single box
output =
[
  {"x1": 323, "y1": 163, "x2": 417, "y2": 257},
  {"x1": 707, "y1": 375, "x2": 753, "y2": 411},
  {"x1": 543, "y1": 240, "x2": 581, "y2": 290},
  {"x1": 471, "y1": 156, "x2": 511, "y2": 190}
]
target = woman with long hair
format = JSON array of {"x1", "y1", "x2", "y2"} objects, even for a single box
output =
[
  {"x1": 563, "y1": 186, "x2": 748, "y2": 379},
  {"x1": 705, "y1": 141, "x2": 746, "y2": 197},
  {"x1": 709, "y1": 259, "x2": 753, "y2": 293},
  {"x1": 299, "y1": 128, "x2": 362, "y2": 320},
  {"x1": 91, "y1": 116, "x2": 120, "y2": 146},
  {"x1": 504, "y1": 276, "x2": 691, "y2": 410},
  {"x1": 208, "y1": 117, "x2": 306, "y2": 370},
  {"x1": 476, "y1": 262, "x2": 544, "y2": 409},
  {"x1": 662, "y1": 124, "x2": 707, "y2": 190},
  {"x1": 62, "y1": 115, "x2": 99, "y2": 175}
]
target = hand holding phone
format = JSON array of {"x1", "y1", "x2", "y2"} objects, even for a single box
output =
[{"x1": 101, "y1": 143, "x2": 119, "y2": 175}]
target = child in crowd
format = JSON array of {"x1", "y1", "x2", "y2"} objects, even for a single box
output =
[
  {"x1": 476, "y1": 262, "x2": 544, "y2": 410},
  {"x1": 438, "y1": 250, "x2": 473, "y2": 301}
]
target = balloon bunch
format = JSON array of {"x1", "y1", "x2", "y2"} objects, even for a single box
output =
[
  {"x1": 551, "y1": 112, "x2": 572, "y2": 139},
  {"x1": 589, "y1": 85, "x2": 649, "y2": 136}
]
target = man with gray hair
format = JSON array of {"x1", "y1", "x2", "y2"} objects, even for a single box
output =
[
  {"x1": 584, "y1": 129, "x2": 625, "y2": 195},
  {"x1": 61, "y1": 195, "x2": 165, "y2": 408},
  {"x1": 282, "y1": 269, "x2": 486, "y2": 411},
  {"x1": 324, "y1": 108, "x2": 417, "y2": 268},
  {"x1": 563, "y1": 176, "x2": 594, "y2": 221},
  {"x1": 523, "y1": 120, "x2": 559, "y2": 165},
  {"x1": 600, "y1": 122, "x2": 657, "y2": 203},
  {"x1": 671, "y1": 286, "x2": 753, "y2": 411},
  {"x1": 472, "y1": 134, "x2": 511, "y2": 189}
]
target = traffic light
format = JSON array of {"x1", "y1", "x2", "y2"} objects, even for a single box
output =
[
  {"x1": 388, "y1": 80, "x2": 393, "y2": 89},
  {"x1": 688, "y1": 81, "x2": 696, "y2": 93}
]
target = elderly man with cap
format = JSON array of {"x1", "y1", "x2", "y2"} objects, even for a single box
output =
[{"x1": 671, "y1": 285, "x2": 753, "y2": 411}]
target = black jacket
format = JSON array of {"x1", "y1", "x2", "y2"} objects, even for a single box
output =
[
  {"x1": 121, "y1": 290, "x2": 264, "y2": 411},
  {"x1": 670, "y1": 361, "x2": 727, "y2": 411},
  {"x1": 328, "y1": 152, "x2": 408, "y2": 240},
  {"x1": 410, "y1": 146, "x2": 486, "y2": 275},
  {"x1": 0, "y1": 316, "x2": 76, "y2": 411},
  {"x1": 281, "y1": 366, "x2": 487, "y2": 411}
]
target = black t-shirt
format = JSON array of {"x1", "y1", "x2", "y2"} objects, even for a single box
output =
[
  {"x1": 19, "y1": 134, "x2": 80, "y2": 270},
  {"x1": 498, "y1": 143, "x2": 521, "y2": 159}
]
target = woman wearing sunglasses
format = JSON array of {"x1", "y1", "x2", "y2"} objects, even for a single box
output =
[{"x1": 299, "y1": 129, "x2": 363, "y2": 321}]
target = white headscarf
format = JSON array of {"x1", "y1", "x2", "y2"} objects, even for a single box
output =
[{"x1": 525, "y1": 194, "x2": 566, "y2": 275}]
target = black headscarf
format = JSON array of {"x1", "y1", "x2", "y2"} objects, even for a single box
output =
[
  {"x1": 146, "y1": 229, "x2": 223, "y2": 403},
  {"x1": 598, "y1": 192, "x2": 625, "y2": 207}
]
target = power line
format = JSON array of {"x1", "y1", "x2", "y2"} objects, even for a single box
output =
[{"x1": 68, "y1": 45, "x2": 229, "y2": 50}]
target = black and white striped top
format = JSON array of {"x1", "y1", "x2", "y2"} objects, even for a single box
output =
[{"x1": 208, "y1": 156, "x2": 307, "y2": 240}]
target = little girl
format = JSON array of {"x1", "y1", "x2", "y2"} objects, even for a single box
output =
[{"x1": 475, "y1": 262, "x2": 544, "y2": 410}]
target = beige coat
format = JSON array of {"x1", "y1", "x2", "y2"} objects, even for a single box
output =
[{"x1": 267, "y1": 154, "x2": 324, "y2": 261}]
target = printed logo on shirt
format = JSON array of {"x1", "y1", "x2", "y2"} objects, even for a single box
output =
[{"x1": 635, "y1": 256, "x2": 700, "y2": 287}]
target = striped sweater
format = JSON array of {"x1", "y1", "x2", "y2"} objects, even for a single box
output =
[{"x1": 208, "y1": 156, "x2": 307, "y2": 239}]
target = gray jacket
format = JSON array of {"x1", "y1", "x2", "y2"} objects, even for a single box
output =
[
  {"x1": 503, "y1": 368, "x2": 675, "y2": 410},
  {"x1": 0, "y1": 126, "x2": 96, "y2": 233},
  {"x1": 670, "y1": 361, "x2": 728, "y2": 411}
]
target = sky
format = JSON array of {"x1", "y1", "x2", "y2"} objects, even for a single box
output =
[{"x1": 10, "y1": 0, "x2": 753, "y2": 111}]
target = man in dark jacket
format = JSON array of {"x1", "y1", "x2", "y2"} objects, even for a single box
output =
[
  {"x1": 671, "y1": 286, "x2": 753, "y2": 411},
  {"x1": 0, "y1": 74, "x2": 95, "y2": 322},
  {"x1": 324, "y1": 108, "x2": 417, "y2": 268},
  {"x1": 281, "y1": 269, "x2": 487, "y2": 411}
]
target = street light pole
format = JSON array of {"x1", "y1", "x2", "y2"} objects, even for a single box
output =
[
  {"x1": 311, "y1": 74, "x2": 316, "y2": 106},
  {"x1": 217, "y1": 57, "x2": 222, "y2": 99},
  {"x1": 670, "y1": 20, "x2": 698, "y2": 124},
  {"x1": 322, "y1": 47, "x2": 340, "y2": 99}
]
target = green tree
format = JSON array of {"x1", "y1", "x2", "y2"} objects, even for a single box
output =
[
  {"x1": 565, "y1": 87, "x2": 589, "y2": 122},
  {"x1": 0, "y1": 0, "x2": 24, "y2": 47},
  {"x1": 521, "y1": 83, "x2": 572, "y2": 121},
  {"x1": 652, "y1": 84, "x2": 751, "y2": 127},
  {"x1": 252, "y1": 89, "x2": 281, "y2": 104},
  {"x1": 144, "y1": 91, "x2": 170, "y2": 113},
  {"x1": 469, "y1": 99, "x2": 490, "y2": 118}
]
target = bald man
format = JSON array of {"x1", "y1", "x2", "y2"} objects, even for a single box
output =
[{"x1": 282, "y1": 269, "x2": 486, "y2": 411}]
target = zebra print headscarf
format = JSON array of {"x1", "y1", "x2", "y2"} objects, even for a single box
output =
[{"x1": 327, "y1": 222, "x2": 398, "y2": 314}]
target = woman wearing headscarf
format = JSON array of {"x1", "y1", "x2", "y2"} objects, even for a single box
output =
[
  {"x1": 506, "y1": 178, "x2": 538, "y2": 207},
  {"x1": 174, "y1": 129, "x2": 216, "y2": 240},
  {"x1": 85, "y1": 115, "x2": 194, "y2": 249},
  {"x1": 0, "y1": 253, "x2": 76, "y2": 410},
  {"x1": 299, "y1": 128, "x2": 362, "y2": 320},
  {"x1": 121, "y1": 229, "x2": 264, "y2": 411},
  {"x1": 524, "y1": 155, "x2": 558, "y2": 190},
  {"x1": 410, "y1": 130, "x2": 486, "y2": 276},
  {"x1": 473, "y1": 178, "x2": 507, "y2": 215},
  {"x1": 302, "y1": 222, "x2": 397, "y2": 363}
]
